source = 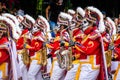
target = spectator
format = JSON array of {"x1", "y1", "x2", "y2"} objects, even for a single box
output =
[
  {"x1": 118, "y1": 18, "x2": 120, "y2": 27},
  {"x1": 10, "y1": 7, "x2": 17, "y2": 15},
  {"x1": 102, "y1": 11, "x2": 106, "y2": 19},
  {"x1": 17, "y1": 6, "x2": 24, "y2": 16},
  {"x1": 0, "y1": 2, "x2": 9, "y2": 14},
  {"x1": 0, "y1": 2, "x2": 2, "y2": 14},
  {"x1": 116, "y1": 18, "x2": 120, "y2": 33},
  {"x1": 46, "y1": 0, "x2": 65, "y2": 37},
  {"x1": 114, "y1": 17, "x2": 118, "y2": 27}
]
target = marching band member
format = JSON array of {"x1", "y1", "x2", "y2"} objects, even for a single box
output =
[
  {"x1": 27, "y1": 15, "x2": 51, "y2": 80},
  {"x1": 113, "y1": 29, "x2": 120, "y2": 80},
  {"x1": 46, "y1": 12, "x2": 72, "y2": 80},
  {"x1": 74, "y1": 6, "x2": 108, "y2": 80},
  {"x1": 102, "y1": 16, "x2": 116, "y2": 79},
  {"x1": 2, "y1": 13, "x2": 24, "y2": 79},
  {"x1": 0, "y1": 16, "x2": 20, "y2": 80},
  {"x1": 2, "y1": 13, "x2": 22, "y2": 39},
  {"x1": 16, "y1": 14, "x2": 35, "y2": 80},
  {"x1": 64, "y1": 7, "x2": 85, "y2": 80}
]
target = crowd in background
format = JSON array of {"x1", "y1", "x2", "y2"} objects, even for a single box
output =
[
  {"x1": 1, "y1": 0, "x2": 120, "y2": 34},
  {"x1": 113, "y1": 15, "x2": 120, "y2": 33},
  {"x1": 0, "y1": 2, "x2": 24, "y2": 16}
]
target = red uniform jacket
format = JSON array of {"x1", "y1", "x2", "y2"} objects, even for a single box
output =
[
  {"x1": 0, "y1": 37, "x2": 10, "y2": 64},
  {"x1": 29, "y1": 31, "x2": 44, "y2": 57},
  {"x1": 75, "y1": 26, "x2": 102, "y2": 65},
  {"x1": 47, "y1": 29, "x2": 70, "y2": 58},
  {"x1": 16, "y1": 29, "x2": 31, "y2": 50},
  {"x1": 114, "y1": 34, "x2": 120, "y2": 61},
  {"x1": 72, "y1": 28, "x2": 86, "y2": 59}
]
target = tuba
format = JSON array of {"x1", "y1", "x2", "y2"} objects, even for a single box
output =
[{"x1": 55, "y1": 49, "x2": 73, "y2": 70}]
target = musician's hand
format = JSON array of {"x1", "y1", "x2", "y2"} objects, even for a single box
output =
[
  {"x1": 43, "y1": 42, "x2": 47, "y2": 47},
  {"x1": 109, "y1": 45, "x2": 114, "y2": 50},
  {"x1": 24, "y1": 44, "x2": 27, "y2": 48},
  {"x1": 112, "y1": 57, "x2": 116, "y2": 61},
  {"x1": 72, "y1": 56, "x2": 76, "y2": 61},
  {"x1": 47, "y1": 54, "x2": 52, "y2": 58},
  {"x1": 75, "y1": 54, "x2": 80, "y2": 59},
  {"x1": 43, "y1": 41, "x2": 49, "y2": 47},
  {"x1": 60, "y1": 41, "x2": 65, "y2": 47},
  {"x1": 24, "y1": 44, "x2": 31, "y2": 49},
  {"x1": 69, "y1": 40, "x2": 75, "y2": 46}
]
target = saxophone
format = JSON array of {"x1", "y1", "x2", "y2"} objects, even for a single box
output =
[
  {"x1": 35, "y1": 41, "x2": 47, "y2": 66},
  {"x1": 41, "y1": 47, "x2": 47, "y2": 66},
  {"x1": 21, "y1": 34, "x2": 30, "y2": 65},
  {"x1": 105, "y1": 35, "x2": 114, "y2": 67},
  {"x1": 21, "y1": 48, "x2": 30, "y2": 65}
]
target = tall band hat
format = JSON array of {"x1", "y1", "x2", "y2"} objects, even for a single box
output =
[
  {"x1": 106, "y1": 17, "x2": 116, "y2": 36},
  {"x1": 22, "y1": 14, "x2": 35, "y2": 29},
  {"x1": 0, "y1": 16, "x2": 19, "y2": 39},
  {"x1": 67, "y1": 9, "x2": 77, "y2": 28},
  {"x1": 76, "y1": 7, "x2": 85, "y2": 22},
  {"x1": 34, "y1": 16, "x2": 49, "y2": 30},
  {"x1": 2, "y1": 13, "x2": 22, "y2": 38},
  {"x1": 57, "y1": 12, "x2": 72, "y2": 27},
  {"x1": 33, "y1": 15, "x2": 52, "y2": 40},
  {"x1": 85, "y1": 6, "x2": 105, "y2": 33},
  {"x1": 68, "y1": 9, "x2": 76, "y2": 16}
]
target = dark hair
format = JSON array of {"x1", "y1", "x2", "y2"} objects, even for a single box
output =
[{"x1": 102, "y1": 11, "x2": 106, "y2": 15}]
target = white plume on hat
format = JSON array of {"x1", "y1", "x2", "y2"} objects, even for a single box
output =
[
  {"x1": 2, "y1": 13, "x2": 22, "y2": 37},
  {"x1": 59, "y1": 12, "x2": 72, "y2": 21},
  {"x1": 86, "y1": 6, "x2": 105, "y2": 33},
  {"x1": 24, "y1": 14, "x2": 35, "y2": 24},
  {"x1": 76, "y1": 7, "x2": 85, "y2": 18},
  {"x1": 0, "y1": 16, "x2": 20, "y2": 39},
  {"x1": 68, "y1": 9, "x2": 75, "y2": 15},
  {"x1": 106, "y1": 17, "x2": 116, "y2": 35},
  {"x1": 38, "y1": 15, "x2": 52, "y2": 40}
]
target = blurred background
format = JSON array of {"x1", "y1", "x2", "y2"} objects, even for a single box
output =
[{"x1": 0, "y1": 0, "x2": 119, "y2": 18}]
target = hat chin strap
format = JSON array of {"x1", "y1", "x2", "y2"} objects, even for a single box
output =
[
  {"x1": 82, "y1": 20, "x2": 89, "y2": 31},
  {"x1": 32, "y1": 28, "x2": 39, "y2": 34},
  {"x1": 82, "y1": 25, "x2": 89, "y2": 31}
]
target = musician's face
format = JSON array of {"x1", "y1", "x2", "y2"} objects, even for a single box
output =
[
  {"x1": 81, "y1": 19, "x2": 89, "y2": 31},
  {"x1": 0, "y1": 30, "x2": 3, "y2": 39},
  {"x1": 0, "y1": 24, "x2": 7, "y2": 39},
  {"x1": 57, "y1": 0, "x2": 63, "y2": 5},
  {"x1": 60, "y1": 25, "x2": 64, "y2": 30}
]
